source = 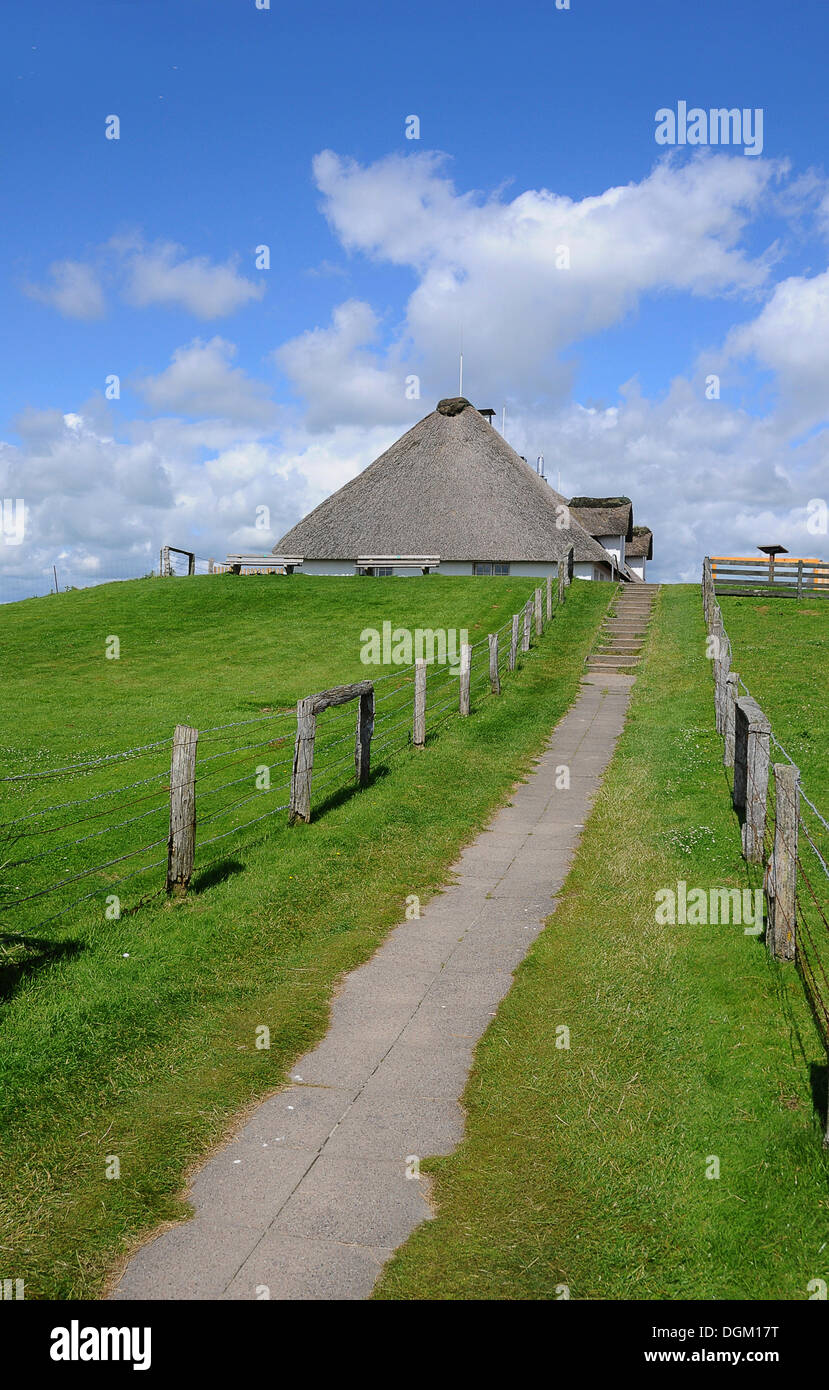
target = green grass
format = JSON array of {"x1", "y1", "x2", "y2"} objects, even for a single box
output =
[
  {"x1": 718, "y1": 595, "x2": 829, "y2": 1049},
  {"x1": 719, "y1": 596, "x2": 829, "y2": 805},
  {"x1": 373, "y1": 585, "x2": 829, "y2": 1301},
  {"x1": 0, "y1": 573, "x2": 612, "y2": 1298}
]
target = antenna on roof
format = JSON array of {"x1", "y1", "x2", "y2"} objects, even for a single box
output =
[{"x1": 459, "y1": 351, "x2": 463, "y2": 396}]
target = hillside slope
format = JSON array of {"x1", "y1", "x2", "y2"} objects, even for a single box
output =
[{"x1": 0, "y1": 573, "x2": 612, "y2": 1297}]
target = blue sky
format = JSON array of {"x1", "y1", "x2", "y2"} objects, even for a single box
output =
[{"x1": 2, "y1": 0, "x2": 828, "y2": 594}]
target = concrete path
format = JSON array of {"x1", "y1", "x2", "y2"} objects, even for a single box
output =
[{"x1": 112, "y1": 670, "x2": 634, "y2": 1301}]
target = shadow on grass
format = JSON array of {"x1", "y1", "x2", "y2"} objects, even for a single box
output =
[
  {"x1": 0, "y1": 932, "x2": 82, "y2": 1002},
  {"x1": 313, "y1": 763, "x2": 395, "y2": 818},
  {"x1": 809, "y1": 1061, "x2": 828, "y2": 1131},
  {"x1": 191, "y1": 859, "x2": 245, "y2": 894}
]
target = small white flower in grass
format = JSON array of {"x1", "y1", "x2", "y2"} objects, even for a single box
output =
[{"x1": 122, "y1": 953, "x2": 130, "y2": 958}]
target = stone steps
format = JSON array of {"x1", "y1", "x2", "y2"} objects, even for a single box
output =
[{"x1": 585, "y1": 584, "x2": 660, "y2": 673}]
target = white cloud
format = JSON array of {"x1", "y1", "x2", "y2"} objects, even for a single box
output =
[
  {"x1": 23, "y1": 237, "x2": 264, "y2": 321},
  {"x1": 509, "y1": 375, "x2": 828, "y2": 582},
  {"x1": 276, "y1": 300, "x2": 416, "y2": 433},
  {"x1": 121, "y1": 239, "x2": 265, "y2": 319},
  {"x1": 136, "y1": 337, "x2": 276, "y2": 424},
  {"x1": 308, "y1": 149, "x2": 782, "y2": 405},
  {"x1": 723, "y1": 269, "x2": 829, "y2": 428},
  {"x1": 25, "y1": 260, "x2": 106, "y2": 320}
]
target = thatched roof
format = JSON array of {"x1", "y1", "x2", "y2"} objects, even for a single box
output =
[
  {"x1": 569, "y1": 496, "x2": 633, "y2": 542},
  {"x1": 275, "y1": 400, "x2": 615, "y2": 567},
  {"x1": 626, "y1": 525, "x2": 653, "y2": 559}
]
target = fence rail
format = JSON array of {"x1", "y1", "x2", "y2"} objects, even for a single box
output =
[
  {"x1": 710, "y1": 555, "x2": 829, "y2": 599},
  {"x1": 1, "y1": 573, "x2": 576, "y2": 938},
  {"x1": 702, "y1": 557, "x2": 829, "y2": 1144}
]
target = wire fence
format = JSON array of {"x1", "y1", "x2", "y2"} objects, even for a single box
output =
[
  {"x1": 1, "y1": 582, "x2": 558, "y2": 938},
  {"x1": 702, "y1": 559, "x2": 829, "y2": 1066}
]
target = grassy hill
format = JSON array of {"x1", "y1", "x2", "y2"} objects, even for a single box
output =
[{"x1": 0, "y1": 572, "x2": 612, "y2": 1298}]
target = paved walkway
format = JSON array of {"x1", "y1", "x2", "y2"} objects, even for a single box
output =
[{"x1": 112, "y1": 671, "x2": 634, "y2": 1301}]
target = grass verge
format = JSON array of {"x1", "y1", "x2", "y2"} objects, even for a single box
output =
[{"x1": 374, "y1": 584, "x2": 829, "y2": 1301}]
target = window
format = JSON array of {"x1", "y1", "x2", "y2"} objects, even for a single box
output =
[
  {"x1": 374, "y1": 566, "x2": 393, "y2": 577},
  {"x1": 474, "y1": 562, "x2": 510, "y2": 576}
]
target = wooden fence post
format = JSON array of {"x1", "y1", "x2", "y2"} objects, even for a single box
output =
[
  {"x1": 522, "y1": 601, "x2": 532, "y2": 653},
  {"x1": 509, "y1": 613, "x2": 519, "y2": 671},
  {"x1": 489, "y1": 634, "x2": 501, "y2": 695},
  {"x1": 558, "y1": 558, "x2": 566, "y2": 605},
  {"x1": 797, "y1": 560, "x2": 804, "y2": 600},
  {"x1": 714, "y1": 624, "x2": 730, "y2": 735},
  {"x1": 289, "y1": 696, "x2": 316, "y2": 823},
  {"x1": 546, "y1": 574, "x2": 553, "y2": 621},
  {"x1": 534, "y1": 587, "x2": 543, "y2": 637},
  {"x1": 413, "y1": 658, "x2": 426, "y2": 748},
  {"x1": 459, "y1": 642, "x2": 471, "y2": 715},
  {"x1": 355, "y1": 687, "x2": 374, "y2": 786},
  {"x1": 166, "y1": 724, "x2": 198, "y2": 896},
  {"x1": 733, "y1": 696, "x2": 771, "y2": 864},
  {"x1": 723, "y1": 672, "x2": 739, "y2": 768},
  {"x1": 767, "y1": 763, "x2": 799, "y2": 962}
]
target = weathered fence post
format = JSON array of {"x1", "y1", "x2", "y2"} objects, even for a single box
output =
[
  {"x1": 166, "y1": 724, "x2": 198, "y2": 896},
  {"x1": 723, "y1": 672, "x2": 739, "y2": 768},
  {"x1": 796, "y1": 560, "x2": 804, "y2": 600},
  {"x1": 522, "y1": 601, "x2": 532, "y2": 653},
  {"x1": 712, "y1": 614, "x2": 729, "y2": 735},
  {"x1": 459, "y1": 642, "x2": 471, "y2": 715},
  {"x1": 489, "y1": 634, "x2": 501, "y2": 695},
  {"x1": 546, "y1": 574, "x2": 553, "y2": 621},
  {"x1": 355, "y1": 687, "x2": 374, "y2": 786},
  {"x1": 534, "y1": 587, "x2": 543, "y2": 637},
  {"x1": 290, "y1": 696, "x2": 316, "y2": 824},
  {"x1": 413, "y1": 657, "x2": 426, "y2": 749},
  {"x1": 733, "y1": 696, "x2": 771, "y2": 864},
  {"x1": 767, "y1": 763, "x2": 799, "y2": 962},
  {"x1": 509, "y1": 613, "x2": 519, "y2": 671},
  {"x1": 558, "y1": 558, "x2": 565, "y2": 606}
]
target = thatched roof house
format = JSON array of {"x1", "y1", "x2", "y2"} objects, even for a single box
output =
[
  {"x1": 273, "y1": 398, "x2": 619, "y2": 580},
  {"x1": 566, "y1": 495, "x2": 654, "y2": 578},
  {"x1": 569, "y1": 497, "x2": 634, "y2": 544},
  {"x1": 625, "y1": 525, "x2": 654, "y2": 581}
]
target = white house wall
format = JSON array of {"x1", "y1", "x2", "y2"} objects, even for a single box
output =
[
  {"x1": 297, "y1": 558, "x2": 613, "y2": 580},
  {"x1": 595, "y1": 534, "x2": 625, "y2": 569}
]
